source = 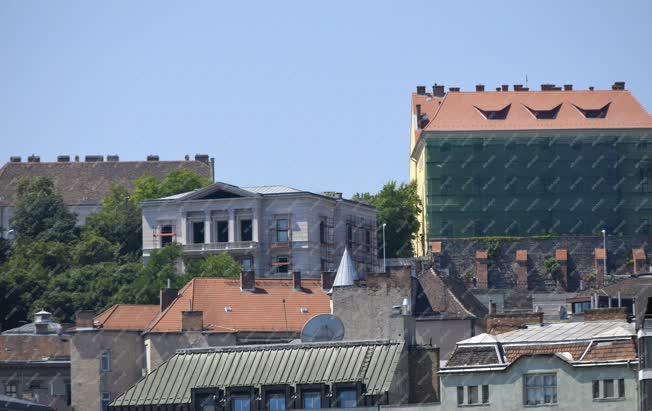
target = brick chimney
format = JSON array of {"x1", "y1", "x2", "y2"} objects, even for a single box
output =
[
  {"x1": 75, "y1": 310, "x2": 95, "y2": 328},
  {"x1": 408, "y1": 346, "x2": 440, "y2": 403},
  {"x1": 584, "y1": 307, "x2": 627, "y2": 322},
  {"x1": 321, "y1": 271, "x2": 335, "y2": 291},
  {"x1": 633, "y1": 248, "x2": 647, "y2": 273},
  {"x1": 475, "y1": 84, "x2": 485, "y2": 92},
  {"x1": 160, "y1": 288, "x2": 179, "y2": 312},
  {"x1": 486, "y1": 312, "x2": 543, "y2": 334},
  {"x1": 515, "y1": 250, "x2": 528, "y2": 290},
  {"x1": 292, "y1": 271, "x2": 302, "y2": 291},
  {"x1": 181, "y1": 311, "x2": 203, "y2": 331},
  {"x1": 612, "y1": 81, "x2": 625, "y2": 90},
  {"x1": 240, "y1": 271, "x2": 256, "y2": 291},
  {"x1": 475, "y1": 251, "x2": 488, "y2": 289},
  {"x1": 594, "y1": 248, "x2": 606, "y2": 288},
  {"x1": 555, "y1": 249, "x2": 568, "y2": 290},
  {"x1": 432, "y1": 84, "x2": 445, "y2": 97}
]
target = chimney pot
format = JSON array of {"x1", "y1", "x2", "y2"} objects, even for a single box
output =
[
  {"x1": 589, "y1": 86, "x2": 594, "y2": 91},
  {"x1": 432, "y1": 84, "x2": 445, "y2": 97},
  {"x1": 27, "y1": 155, "x2": 40, "y2": 163},
  {"x1": 292, "y1": 271, "x2": 302, "y2": 290},
  {"x1": 475, "y1": 84, "x2": 485, "y2": 92},
  {"x1": 612, "y1": 81, "x2": 625, "y2": 90},
  {"x1": 495, "y1": 87, "x2": 501, "y2": 91},
  {"x1": 416, "y1": 85, "x2": 426, "y2": 95},
  {"x1": 501, "y1": 84, "x2": 509, "y2": 92},
  {"x1": 9, "y1": 156, "x2": 21, "y2": 163},
  {"x1": 513, "y1": 84, "x2": 523, "y2": 91},
  {"x1": 57, "y1": 155, "x2": 70, "y2": 162},
  {"x1": 563, "y1": 84, "x2": 573, "y2": 91},
  {"x1": 85, "y1": 155, "x2": 104, "y2": 162},
  {"x1": 541, "y1": 84, "x2": 556, "y2": 91},
  {"x1": 240, "y1": 271, "x2": 256, "y2": 291},
  {"x1": 147, "y1": 155, "x2": 160, "y2": 161}
]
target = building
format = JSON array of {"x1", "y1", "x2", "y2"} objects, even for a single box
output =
[
  {"x1": 439, "y1": 317, "x2": 638, "y2": 410},
  {"x1": 409, "y1": 82, "x2": 652, "y2": 255},
  {"x1": 0, "y1": 311, "x2": 71, "y2": 410},
  {"x1": 141, "y1": 182, "x2": 378, "y2": 277},
  {"x1": 70, "y1": 273, "x2": 332, "y2": 410},
  {"x1": 0, "y1": 154, "x2": 213, "y2": 237}
]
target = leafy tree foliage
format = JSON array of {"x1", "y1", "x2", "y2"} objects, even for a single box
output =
[
  {"x1": 132, "y1": 169, "x2": 212, "y2": 203},
  {"x1": 184, "y1": 254, "x2": 242, "y2": 279},
  {"x1": 353, "y1": 181, "x2": 421, "y2": 258}
]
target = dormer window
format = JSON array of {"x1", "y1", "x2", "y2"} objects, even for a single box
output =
[
  {"x1": 574, "y1": 103, "x2": 610, "y2": 119},
  {"x1": 525, "y1": 104, "x2": 562, "y2": 120},
  {"x1": 475, "y1": 104, "x2": 511, "y2": 120}
]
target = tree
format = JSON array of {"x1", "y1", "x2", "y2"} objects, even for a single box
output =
[
  {"x1": 353, "y1": 181, "x2": 421, "y2": 258},
  {"x1": 11, "y1": 177, "x2": 78, "y2": 243},
  {"x1": 184, "y1": 254, "x2": 242, "y2": 279},
  {"x1": 72, "y1": 232, "x2": 118, "y2": 266},
  {"x1": 131, "y1": 170, "x2": 212, "y2": 203}
]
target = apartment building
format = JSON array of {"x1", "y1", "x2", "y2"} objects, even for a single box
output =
[
  {"x1": 141, "y1": 182, "x2": 378, "y2": 277},
  {"x1": 409, "y1": 82, "x2": 652, "y2": 255}
]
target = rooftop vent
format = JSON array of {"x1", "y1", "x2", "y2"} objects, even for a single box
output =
[
  {"x1": 57, "y1": 155, "x2": 70, "y2": 162},
  {"x1": 574, "y1": 103, "x2": 610, "y2": 119},
  {"x1": 27, "y1": 155, "x2": 40, "y2": 163},
  {"x1": 9, "y1": 156, "x2": 21, "y2": 163},
  {"x1": 501, "y1": 84, "x2": 509, "y2": 92},
  {"x1": 416, "y1": 85, "x2": 426, "y2": 95},
  {"x1": 525, "y1": 104, "x2": 562, "y2": 120},
  {"x1": 321, "y1": 191, "x2": 343, "y2": 199},
  {"x1": 107, "y1": 155, "x2": 119, "y2": 162},
  {"x1": 475, "y1": 84, "x2": 485, "y2": 92},
  {"x1": 432, "y1": 84, "x2": 445, "y2": 97},
  {"x1": 85, "y1": 155, "x2": 104, "y2": 162},
  {"x1": 563, "y1": 84, "x2": 573, "y2": 91},
  {"x1": 147, "y1": 155, "x2": 159, "y2": 162},
  {"x1": 475, "y1": 104, "x2": 511, "y2": 120},
  {"x1": 589, "y1": 86, "x2": 595, "y2": 91},
  {"x1": 195, "y1": 154, "x2": 209, "y2": 164},
  {"x1": 612, "y1": 81, "x2": 625, "y2": 90},
  {"x1": 541, "y1": 84, "x2": 557, "y2": 91}
]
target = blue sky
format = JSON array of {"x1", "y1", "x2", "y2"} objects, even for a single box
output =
[{"x1": 1, "y1": 0, "x2": 651, "y2": 196}]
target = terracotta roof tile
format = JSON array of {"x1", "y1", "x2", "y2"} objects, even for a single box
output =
[
  {"x1": 504, "y1": 343, "x2": 588, "y2": 363},
  {"x1": 413, "y1": 89, "x2": 652, "y2": 135},
  {"x1": 0, "y1": 335, "x2": 69, "y2": 361},
  {"x1": 146, "y1": 278, "x2": 331, "y2": 333},
  {"x1": 633, "y1": 248, "x2": 646, "y2": 260},
  {"x1": 582, "y1": 339, "x2": 637, "y2": 362},
  {"x1": 94, "y1": 305, "x2": 160, "y2": 331},
  {"x1": 555, "y1": 249, "x2": 568, "y2": 261}
]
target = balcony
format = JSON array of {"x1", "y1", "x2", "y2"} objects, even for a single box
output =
[{"x1": 182, "y1": 241, "x2": 258, "y2": 253}]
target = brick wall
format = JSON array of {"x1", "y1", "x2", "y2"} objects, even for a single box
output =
[
  {"x1": 486, "y1": 312, "x2": 544, "y2": 334},
  {"x1": 408, "y1": 346, "x2": 440, "y2": 403},
  {"x1": 584, "y1": 307, "x2": 628, "y2": 322}
]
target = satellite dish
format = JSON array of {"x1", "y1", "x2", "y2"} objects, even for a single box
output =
[{"x1": 301, "y1": 314, "x2": 345, "y2": 343}]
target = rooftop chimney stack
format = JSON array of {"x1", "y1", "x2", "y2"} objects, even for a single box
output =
[
  {"x1": 563, "y1": 84, "x2": 573, "y2": 91},
  {"x1": 147, "y1": 155, "x2": 159, "y2": 161},
  {"x1": 27, "y1": 155, "x2": 40, "y2": 163},
  {"x1": 107, "y1": 155, "x2": 119, "y2": 162},
  {"x1": 160, "y1": 287, "x2": 179, "y2": 312},
  {"x1": 75, "y1": 310, "x2": 95, "y2": 328},
  {"x1": 416, "y1": 85, "x2": 426, "y2": 95},
  {"x1": 501, "y1": 84, "x2": 509, "y2": 92},
  {"x1": 10, "y1": 156, "x2": 21, "y2": 163},
  {"x1": 612, "y1": 81, "x2": 625, "y2": 90},
  {"x1": 513, "y1": 84, "x2": 523, "y2": 91},
  {"x1": 589, "y1": 86, "x2": 595, "y2": 91},
  {"x1": 449, "y1": 87, "x2": 460, "y2": 92},
  {"x1": 433, "y1": 84, "x2": 445, "y2": 97},
  {"x1": 57, "y1": 155, "x2": 70, "y2": 162},
  {"x1": 85, "y1": 155, "x2": 104, "y2": 162},
  {"x1": 292, "y1": 271, "x2": 302, "y2": 291},
  {"x1": 475, "y1": 84, "x2": 485, "y2": 92},
  {"x1": 181, "y1": 310, "x2": 203, "y2": 331},
  {"x1": 240, "y1": 271, "x2": 256, "y2": 292},
  {"x1": 195, "y1": 154, "x2": 210, "y2": 164}
]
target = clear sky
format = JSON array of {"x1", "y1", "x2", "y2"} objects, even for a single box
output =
[{"x1": 1, "y1": 0, "x2": 651, "y2": 196}]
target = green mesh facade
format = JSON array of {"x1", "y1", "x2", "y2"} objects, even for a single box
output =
[{"x1": 423, "y1": 133, "x2": 651, "y2": 238}]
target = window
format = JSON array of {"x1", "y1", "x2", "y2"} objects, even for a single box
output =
[
  {"x1": 468, "y1": 385, "x2": 479, "y2": 404},
  {"x1": 4, "y1": 382, "x2": 17, "y2": 397},
  {"x1": 618, "y1": 379, "x2": 625, "y2": 398},
  {"x1": 457, "y1": 385, "x2": 489, "y2": 406},
  {"x1": 217, "y1": 220, "x2": 229, "y2": 243},
  {"x1": 524, "y1": 374, "x2": 557, "y2": 405},
  {"x1": 276, "y1": 219, "x2": 289, "y2": 243},
  {"x1": 603, "y1": 379, "x2": 614, "y2": 398},
  {"x1": 101, "y1": 392, "x2": 111, "y2": 411},
  {"x1": 593, "y1": 380, "x2": 600, "y2": 399},
  {"x1": 240, "y1": 219, "x2": 252, "y2": 241},
  {"x1": 241, "y1": 257, "x2": 253, "y2": 272},
  {"x1": 338, "y1": 388, "x2": 357, "y2": 407},
  {"x1": 267, "y1": 393, "x2": 286, "y2": 411},
  {"x1": 365, "y1": 229, "x2": 371, "y2": 252},
  {"x1": 276, "y1": 256, "x2": 289, "y2": 274},
  {"x1": 526, "y1": 104, "x2": 562, "y2": 120},
  {"x1": 573, "y1": 301, "x2": 591, "y2": 314},
  {"x1": 593, "y1": 378, "x2": 625, "y2": 399},
  {"x1": 319, "y1": 220, "x2": 327, "y2": 244},
  {"x1": 346, "y1": 224, "x2": 353, "y2": 248},
  {"x1": 457, "y1": 386, "x2": 464, "y2": 405},
  {"x1": 303, "y1": 391, "x2": 321, "y2": 409},
  {"x1": 232, "y1": 395, "x2": 250, "y2": 411},
  {"x1": 160, "y1": 225, "x2": 173, "y2": 247},
  {"x1": 199, "y1": 394, "x2": 218, "y2": 411},
  {"x1": 482, "y1": 385, "x2": 489, "y2": 404},
  {"x1": 475, "y1": 104, "x2": 511, "y2": 120},
  {"x1": 192, "y1": 221, "x2": 205, "y2": 244},
  {"x1": 575, "y1": 103, "x2": 610, "y2": 119},
  {"x1": 100, "y1": 351, "x2": 111, "y2": 372}
]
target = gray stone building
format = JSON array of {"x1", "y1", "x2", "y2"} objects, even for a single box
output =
[
  {"x1": 0, "y1": 154, "x2": 213, "y2": 238},
  {"x1": 0, "y1": 311, "x2": 71, "y2": 410},
  {"x1": 141, "y1": 182, "x2": 378, "y2": 277}
]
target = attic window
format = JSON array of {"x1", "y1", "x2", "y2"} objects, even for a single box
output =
[
  {"x1": 525, "y1": 104, "x2": 562, "y2": 120},
  {"x1": 475, "y1": 104, "x2": 511, "y2": 120},
  {"x1": 574, "y1": 103, "x2": 610, "y2": 119}
]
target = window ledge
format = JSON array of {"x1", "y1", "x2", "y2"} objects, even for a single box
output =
[
  {"x1": 593, "y1": 398, "x2": 625, "y2": 402},
  {"x1": 523, "y1": 404, "x2": 558, "y2": 408},
  {"x1": 458, "y1": 403, "x2": 490, "y2": 407}
]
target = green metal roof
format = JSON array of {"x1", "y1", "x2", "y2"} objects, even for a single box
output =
[{"x1": 111, "y1": 340, "x2": 404, "y2": 406}]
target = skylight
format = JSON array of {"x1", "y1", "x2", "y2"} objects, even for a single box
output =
[
  {"x1": 475, "y1": 104, "x2": 511, "y2": 120},
  {"x1": 574, "y1": 103, "x2": 610, "y2": 119},
  {"x1": 525, "y1": 104, "x2": 562, "y2": 120}
]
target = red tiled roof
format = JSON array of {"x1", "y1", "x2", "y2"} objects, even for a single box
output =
[
  {"x1": 582, "y1": 339, "x2": 637, "y2": 362},
  {"x1": 412, "y1": 89, "x2": 652, "y2": 135},
  {"x1": 94, "y1": 305, "x2": 160, "y2": 331},
  {"x1": 146, "y1": 278, "x2": 331, "y2": 333},
  {"x1": 0, "y1": 335, "x2": 69, "y2": 361},
  {"x1": 504, "y1": 343, "x2": 588, "y2": 363}
]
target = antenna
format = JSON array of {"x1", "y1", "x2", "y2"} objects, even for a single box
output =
[{"x1": 301, "y1": 314, "x2": 345, "y2": 343}]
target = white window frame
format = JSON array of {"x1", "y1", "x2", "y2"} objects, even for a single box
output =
[{"x1": 524, "y1": 373, "x2": 557, "y2": 405}]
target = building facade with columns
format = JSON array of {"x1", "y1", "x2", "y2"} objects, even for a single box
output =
[{"x1": 141, "y1": 182, "x2": 378, "y2": 277}]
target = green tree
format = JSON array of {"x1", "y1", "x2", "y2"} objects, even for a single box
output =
[
  {"x1": 184, "y1": 254, "x2": 242, "y2": 279},
  {"x1": 131, "y1": 170, "x2": 212, "y2": 203},
  {"x1": 353, "y1": 181, "x2": 421, "y2": 258},
  {"x1": 11, "y1": 177, "x2": 78, "y2": 243},
  {"x1": 72, "y1": 232, "x2": 118, "y2": 266}
]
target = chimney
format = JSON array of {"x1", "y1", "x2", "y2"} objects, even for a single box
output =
[
  {"x1": 594, "y1": 248, "x2": 606, "y2": 288},
  {"x1": 85, "y1": 155, "x2": 104, "y2": 162},
  {"x1": 555, "y1": 249, "x2": 569, "y2": 290},
  {"x1": 106, "y1": 155, "x2": 119, "y2": 162},
  {"x1": 160, "y1": 288, "x2": 179, "y2": 312},
  {"x1": 541, "y1": 84, "x2": 555, "y2": 91},
  {"x1": 475, "y1": 250, "x2": 489, "y2": 289},
  {"x1": 321, "y1": 191, "x2": 343, "y2": 199},
  {"x1": 27, "y1": 155, "x2": 40, "y2": 163},
  {"x1": 513, "y1": 84, "x2": 523, "y2": 91},
  {"x1": 449, "y1": 87, "x2": 460, "y2": 92},
  {"x1": 74, "y1": 155, "x2": 80, "y2": 162},
  {"x1": 612, "y1": 81, "x2": 625, "y2": 90},
  {"x1": 563, "y1": 84, "x2": 573, "y2": 91},
  {"x1": 321, "y1": 271, "x2": 335, "y2": 291},
  {"x1": 195, "y1": 154, "x2": 210, "y2": 164},
  {"x1": 432, "y1": 84, "x2": 445, "y2": 97},
  {"x1": 501, "y1": 84, "x2": 509, "y2": 92},
  {"x1": 416, "y1": 104, "x2": 422, "y2": 125},
  {"x1": 515, "y1": 250, "x2": 528, "y2": 290},
  {"x1": 495, "y1": 87, "x2": 501, "y2": 91},
  {"x1": 584, "y1": 307, "x2": 627, "y2": 322},
  {"x1": 292, "y1": 271, "x2": 302, "y2": 290},
  {"x1": 75, "y1": 310, "x2": 95, "y2": 328},
  {"x1": 589, "y1": 86, "x2": 595, "y2": 91},
  {"x1": 475, "y1": 84, "x2": 485, "y2": 92},
  {"x1": 633, "y1": 248, "x2": 647, "y2": 273},
  {"x1": 240, "y1": 271, "x2": 256, "y2": 291},
  {"x1": 181, "y1": 311, "x2": 203, "y2": 331},
  {"x1": 147, "y1": 155, "x2": 159, "y2": 161},
  {"x1": 408, "y1": 346, "x2": 439, "y2": 402},
  {"x1": 57, "y1": 155, "x2": 70, "y2": 162},
  {"x1": 9, "y1": 156, "x2": 21, "y2": 163},
  {"x1": 416, "y1": 85, "x2": 426, "y2": 95}
]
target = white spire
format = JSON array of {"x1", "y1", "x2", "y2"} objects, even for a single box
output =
[{"x1": 331, "y1": 248, "x2": 359, "y2": 289}]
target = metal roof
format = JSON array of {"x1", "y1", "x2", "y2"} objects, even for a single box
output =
[
  {"x1": 331, "y1": 248, "x2": 359, "y2": 288},
  {"x1": 111, "y1": 340, "x2": 403, "y2": 406},
  {"x1": 242, "y1": 185, "x2": 302, "y2": 195}
]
